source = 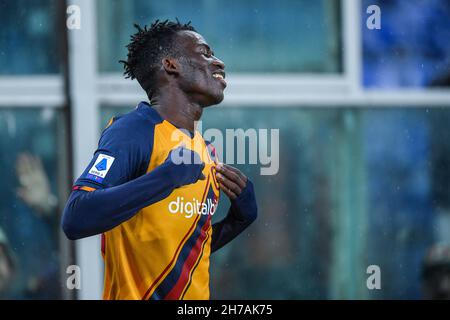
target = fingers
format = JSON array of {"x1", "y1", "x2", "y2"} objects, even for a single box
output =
[
  {"x1": 215, "y1": 163, "x2": 247, "y2": 189},
  {"x1": 16, "y1": 153, "x2": 41, "y2": 178},
  {"x1": 216, "y1": 171, "x2": 242, "y2": 200},
  {"x1": 221, "y1": 163, "x2": 248, "y2": 183},
  {"x1": 221, "y1": 187, "x2": 237, "y2": 200},
  {"x1": 217, "y1": 179, "x2": 238, "y2": 200},
  {"x1": 215, "y1": 163, "x2": 250, "y2": 200}
]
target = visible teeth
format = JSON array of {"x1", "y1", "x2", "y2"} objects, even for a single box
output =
[{"x1": 213, "y1": 73, "x2": 224, "y2": 80}]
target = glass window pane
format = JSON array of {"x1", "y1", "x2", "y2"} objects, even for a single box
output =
[
  {"x1": 362, "y1": 0, "x2": 450, "y2": 88},
  {"x1": 0, "y1": 0, "x2": 61, "y2": 75},
  {"x1": 101, "y1": 104, "x2": 450, "y2": 299},
  {"x1": 362, "y1": 108, "x2": 435, "y2": 299},
  {"x1": 97, "y1": 0, "x2": 342, "y2": 73},
  {"x1": 203, "y1": 107, "x2": 359, "y2": 299},
  {"x1": 0, "y1": 108, "x2": 68, "y2": 299},
  {"x1": 204, "y1": 106, "x2": 449, "y2": 299}
]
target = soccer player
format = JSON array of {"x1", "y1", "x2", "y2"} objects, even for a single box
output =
[{"x1": 61, "y1": 20, "x2": 257, "y2": 300}]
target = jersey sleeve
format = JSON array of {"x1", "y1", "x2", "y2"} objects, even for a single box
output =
[{"x1": 73, "y1": 116, "x2": 153, "y2": 190}]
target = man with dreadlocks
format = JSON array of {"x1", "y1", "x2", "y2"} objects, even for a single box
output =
[{"x1": 61, "y1": 20, "x2": 257, "y2": 300}]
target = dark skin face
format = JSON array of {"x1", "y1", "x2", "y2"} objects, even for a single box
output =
[
  {"x1": 150, "y1": 30, "x2": 248, "y2": 199},
  {"x1": 175, "y1": 31, "x2": 227, "y2": 108},
  {"x1": 150, "y1": 30, "x2": 226, "y2": 133}
]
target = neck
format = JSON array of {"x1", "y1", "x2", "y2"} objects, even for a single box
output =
[{"x1": 150, "y1": 86, "x2": 203, "y2": 133}]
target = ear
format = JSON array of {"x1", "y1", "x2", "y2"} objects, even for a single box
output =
[{"x1": 162, "y1": 58, "x2": 179, "y2": 75}]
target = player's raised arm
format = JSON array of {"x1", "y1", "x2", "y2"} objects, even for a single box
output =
[{"x1": 211, "y1": 163, "x2": 258, "y2": 252}]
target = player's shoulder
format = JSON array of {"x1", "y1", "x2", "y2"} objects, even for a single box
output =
[
  {"x1": 104, "y1": 101, "x2": 163, "y2": 132},
  {"x1": 100, "y1": 101, "x2": 163, "y2": 143}
]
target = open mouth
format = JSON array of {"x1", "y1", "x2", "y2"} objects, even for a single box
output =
[{"x1": 212, "y1": 70, "x2": 227, "y2": 87}]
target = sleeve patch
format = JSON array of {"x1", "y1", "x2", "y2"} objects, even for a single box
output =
[{"x1": 86, "y1": 154, "x2": 115, "y2": 183}]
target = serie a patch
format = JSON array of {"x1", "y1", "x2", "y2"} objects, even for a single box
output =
[{"x1": 86, "y1": 154, "x2": 115, "y2": 183}]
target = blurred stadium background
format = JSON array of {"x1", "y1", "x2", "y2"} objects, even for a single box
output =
[{"x1": 1, "y1": 0, "x2": 450, "y2": 299}]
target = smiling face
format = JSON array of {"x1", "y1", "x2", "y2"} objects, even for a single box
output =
[{"x1": 174, "y1": 30, "x2": 226, "y2": 107}]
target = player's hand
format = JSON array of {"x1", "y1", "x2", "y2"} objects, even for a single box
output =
[
  {"x1": 15, "y1": 153, "x2": 58, "y2": 217},
  {"x1": 164, "y1": 146, "x2": 205, "y2": 188},
  {"x1": 215, "y1": 163, "x2": 248, "y2": 200}
]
